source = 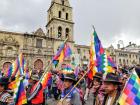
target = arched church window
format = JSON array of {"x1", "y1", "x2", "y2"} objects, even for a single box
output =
[
  {"x1": 47, "y1": 30, "x2": 49, "y2": 36},
  {"x1": 66, "y1": 13, "x2": 69, "y2": 20},
  {"x1": 50, "y1": 27, "x2": 52, "y2": 37},
  {"x1": 7, "y1": 47, "x2": 13, "y2": 56},
  {"x1": 34, "y1": 59, "x2": 43, "y2": 72},
  {"x1": 59, "y1": 11, "x2": 62, "y2": 18},
  {"x1": 58, "y1": 26, "x2": 62, "y2": 38},
  {"x1": 62, "y1": 0, "x2": 64, "y2": 5},
  {"x1": 65, "y1": 28, "x2": 69, "y2": 38},
  {"x1": 49, "y1": 14, "x2": 51, "y2": 20},
  {"x1": 2, "y1": 62, "x2": 12, "y2": 73}
]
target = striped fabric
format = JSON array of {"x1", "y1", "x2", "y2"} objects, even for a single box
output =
[{"x1": 0, "y1": 91, "x2": 11, "y2": 103}]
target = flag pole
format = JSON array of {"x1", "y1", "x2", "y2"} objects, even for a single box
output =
[{"x1": 92, "y1": 25, "x2": 95, "y2": 31}]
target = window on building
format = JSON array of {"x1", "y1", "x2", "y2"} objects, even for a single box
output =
[
  {"x1": 136, "y1": 55, "x2": 138, "y2": 59},
  {"x1": 47, "y1": 30, "x2": 49, "y2": 36},
  {"x1": 119, "y1": 59, "x2": 121, "y2": 64},
  {"x1": 36, "y1": 39, "x2": 43, "y2": 48},
  {"x1": 7, "y1": 47, "x2": 13, "y2": 56},
  {"x1": 83, "y1": 56, "x2": 86, "y2": 59},
  {"x1": 123, "y1": 59, "x2": 125, "y2": 64},
  {"x1": 58, "y1": 26, "x2": 62, "y2": 38},
  {"x1": 65, "y1": 28, "x2": 69, "y2": 38},
  {"x1": 49, "y1": 14, "x2": 51, "y2": 20},
  {"x1": 50, "y1": 27, "x2": 52, "y2": 37},
  {"x1": 77, "y1": 49, "x2": 81, "y2": 54},
  {"x1": 129, "y1": 54, "x2": 131, "y2": 58},
  {"x1": 127, "y1": 60, "x2": 129, "y2": 64},
  {"x1": 62, "y1": 0, "x2": 64, "y2": 5},
  {"x1": 66, "y1": 13, "x2": 69, "y2": 20},
  {"x1": 59, "y1": 11, "x2": 62, "y2": 18}
]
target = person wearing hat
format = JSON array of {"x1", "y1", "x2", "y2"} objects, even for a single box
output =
[
  {"x1": 84, "y1": 72, "x2": 103, "y2": 105},
  {"x1": 58, "y1": 73, "x2": 82, "y2": 105},
  {"x1": 0, "y1": 77, "x2": 14, "y2": 105},
  {"x1": 27, "y1": 75, "x2": 44, "y2": 105},
  {"x1": 102, "y1": 73, "x2": 122, "y2": 105}
]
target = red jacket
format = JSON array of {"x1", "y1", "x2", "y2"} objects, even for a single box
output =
[{"x1": 30, "y1": 82, "x2": 44, "y2": 104}]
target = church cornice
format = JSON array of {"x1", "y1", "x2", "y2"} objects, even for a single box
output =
[
  {"x1": 47, "y1": 2, "x2": 72, "y2": 12},
  {"x1": 0, "y1": 30, "x2": 48, "y2": 39},
  {"x1": 0, "y1": 30, "x2": 24, "y2": 36},
  {"x1": 46, "y1": 36, "x2": 75, "y2": 43},
  {"x1": 74, "y1": 44, "x2": 90, "y2": 49},
  {"x1": 46, "y1": 18, "x2": 74, "y2": 27}
]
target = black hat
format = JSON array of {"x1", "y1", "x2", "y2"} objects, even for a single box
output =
[
  {"x1": 93, "y1": 72, "x2": 103, "y2": 79},
  {"x1": 62, "y1": 73, "x2": 77, "y2": 82},
  {"x1": 103, "y1": 73, "x2": 122, "y2": 84},
  {"x1": 0, "y1": 77, "x2": 9, "y2": 85}
]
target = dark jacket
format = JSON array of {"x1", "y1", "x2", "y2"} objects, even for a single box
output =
[{"x1": 61, "y1": 86, "x2": 82, "y2": 105}]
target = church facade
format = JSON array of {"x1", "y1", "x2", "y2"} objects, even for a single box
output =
[{"x1": 0, "y1": 0, "x2": 90, "y2": 72}]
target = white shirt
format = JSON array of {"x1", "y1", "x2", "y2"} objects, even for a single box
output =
[{"x1": 106, "y1": 96, "x2": 113, "y2": 105}]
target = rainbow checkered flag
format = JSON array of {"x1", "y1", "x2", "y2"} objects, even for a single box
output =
[
  {"x1": 118, "y1": 70, "x2": 140, "y2": 105},
  {"x1": 88, "y1": 27, "x2": 116, "y2": 79},
  {"x1": 9, "y1": 77, "x2": 27, "y2": 105},
  {"x1": 62, "y1": 64, "x2": 74, "y2": 74}
]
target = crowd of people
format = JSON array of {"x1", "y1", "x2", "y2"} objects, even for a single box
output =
[{"x1": 0, "y1": 65, "x2": 139, "y2": 105}]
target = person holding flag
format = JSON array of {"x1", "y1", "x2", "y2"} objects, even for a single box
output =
[
  {"x1": 58, "y1": 73, "x2": 82, "y2": 105},
  {"x1": 27, "y1": 75, "x2": 44, "y2": 105}
]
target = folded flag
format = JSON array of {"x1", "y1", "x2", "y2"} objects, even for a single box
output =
[
  {"x1": 106, "y1": 51, "x2": 116, "y2": 68},
  {"x1": 74, "y1": 66, "x2": 80, "y2": 77},
  {"x1": 5, "y1": 53, "x2": 26, "y2": 77},
  {"x1": 53, "y1": 43, "x2": 72, "y2": 67},
  {"x1": 88, "y1": 33, "x2": 97, "y2": 80},
  {"x1": 9, "y1": 77, "x2": 27, "y2": 105},
  {"x1": 40, "y1": 72, "x2": 52, "y2": 89},
  {"x1": 15, "y1": 80, "x2": 27, "y2": 105},
  {"x1": 5, "y1": 58, "x2": 19, "y2": 77},
  {"x1": 18, "y1": 53, "x2": 25, "y2": 75},
  {"x1": 23, "y1": 61, "x2": 31, "y2": 79},
  {"x1": 62, "y1": 64, "x2": 74, "y2": 74}
]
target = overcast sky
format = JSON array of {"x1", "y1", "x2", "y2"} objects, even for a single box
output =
[{"x1": 0, "y1": 0, "x2": 140, "y2": 48}]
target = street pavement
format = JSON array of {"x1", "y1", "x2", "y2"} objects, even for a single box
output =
[{"x1": 45, "y1": 98, "x2": 58, "y2": 105}]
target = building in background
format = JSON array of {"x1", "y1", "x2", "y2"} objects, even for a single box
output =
[
  {"x1": 0, "y1": 0, "x2": 90, "y2": 72},
  {"x1": 107, "y1": 42, "x2": 140, "y2": 67}
]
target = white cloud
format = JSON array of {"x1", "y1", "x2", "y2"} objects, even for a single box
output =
[{"x1": 0, "y1": 0, "x2": 140, "y2": 47}]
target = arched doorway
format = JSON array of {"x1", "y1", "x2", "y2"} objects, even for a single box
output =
[
  {"x1": 2, "y1": 62, "x2": 12, "y2": 74},
  {"x1": 34, "y1": 59, "x2": 43, "y2": 72}
]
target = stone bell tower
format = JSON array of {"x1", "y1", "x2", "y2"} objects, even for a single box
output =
[{"x1": 46, "y1": 0, "x2": 74, "y2": 42}]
